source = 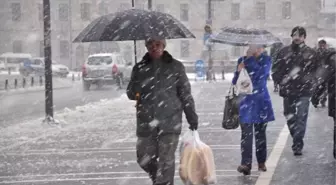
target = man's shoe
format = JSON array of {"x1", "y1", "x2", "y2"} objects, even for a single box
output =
[
  {"x1": 294, "y1": 151, "x2": 302, "y2": 156},
  {"x1": 237, "y1": 165, "x2": 251, "y2": 175},
  {"x1": 258, "y1": 163, "x2": 267, "y2": 172}
]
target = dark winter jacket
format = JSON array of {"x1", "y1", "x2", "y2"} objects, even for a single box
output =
[
  {"x1": 126, "y1": 51, "x2": 198, "y2": 137},
  {"x1": 315, "y1": 50, "x2": 336, "y2": 118},
  {"x1": 271, "y1": 43, "x2": 317, "y2": 97}
]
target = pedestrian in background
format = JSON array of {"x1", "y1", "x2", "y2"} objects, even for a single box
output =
[
  {"x1": 315, "y1": 47, "x2": 336, "y2": 158},
  {"x1": 311, "y1": 39, "x2": 329, "y2": 108}
]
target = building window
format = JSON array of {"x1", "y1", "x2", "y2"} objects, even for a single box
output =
[
  {"x1": 256, "y1": 2, "x2": 266, "y2": 20},
  {"x1": 80, "y1": 3, "x2": 91, "y2": 21},
  {"x1": 40, "y1": 40, "x2": 44, "y2": 57},
  {"x1": 232, "y1": 46, "x2": 241, "y2": 57},
  {"x1": 99, "y1": 2, "x2": 108, "y2": 15},
  {"x1": 38, "y1": 4, "x2": 43, "y2": 21},
  {"x1": 13, "y1": 40, "x2": 22, "y2": 53},
  {"x1": 11, "y1": 3, "x2": 21, "y2": 21},
  {"x1": 120, "y1": 3, "x2": 131, "y2": 11},
  {"x1": 180, "y1": 4, "x2": 189, "y2": 21},
  {"x1": 60, "y1": 40, "x2": 69, "y2": 58},
  {"x1": 59, "y1": 3, "x2": 69, "y2": 21},
  {"x1": 180, "y1": 40, "x2": 190, "y2": 58},
  {"x1": 282, "y1": 2, "x2": 291, "y2": 19},
  {"x1": 156, "y1": 4, "x2": 165, "y2": 12},
  {"x1": 231, "y1": 3, "x2": 240, "y2": 20}
]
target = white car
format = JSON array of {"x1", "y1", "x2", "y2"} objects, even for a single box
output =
[
  {"x1": 82, "y1": 53, "x2": 132, "y2": 90},
  {"x1": 52, "y1": 61, "x2": 69, "y2": 78},
  {"x1": 19, "y1": 58, "x2": 70, "y2": 77}
]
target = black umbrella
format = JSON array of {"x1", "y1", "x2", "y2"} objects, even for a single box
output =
[
  {"x1": 210, "y1": 27, "x2": 281, "y2": 46},
  {"x1": 73, "y1": 9, "x2": 195, "y2": 42},
  {"x1": 73, "y1": 8, "x2": 195, "y2": 63}
]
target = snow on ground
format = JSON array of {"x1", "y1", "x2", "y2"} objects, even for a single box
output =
[
  {"x1": 0, "y1": 94, "x2": 136, "y2": 151},
  {"x1": 0, "y1": 71, "x2": 20, "y2": 75},
  {"x1": 186, "y1": 73, "x2": 234, "y2": 81},
  {"x1": 67, "y1": 71, "x2": 81, "y2": 79},
  {"x1": 0, "y1": 74, "x2": 222, "y2": 150}
]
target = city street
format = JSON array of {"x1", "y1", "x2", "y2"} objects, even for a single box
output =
[
  {"x1": 1, "y1": 81, "x2": 325, "y2": 185},
  {"x1": 0, "y1": 80, "x2": 124, "y2": 127}
]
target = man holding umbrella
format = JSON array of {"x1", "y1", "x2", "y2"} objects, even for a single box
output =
[
  {"x1": 272, "y1": 26, "x2": 317, "y2": 156},
  {"x1": 126, "y1": 38, "x2": 199, "y2": 185}
]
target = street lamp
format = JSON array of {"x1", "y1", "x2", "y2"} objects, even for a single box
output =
[{"x1": 43, "y1": 0, "x2": 54, "y2": 123}]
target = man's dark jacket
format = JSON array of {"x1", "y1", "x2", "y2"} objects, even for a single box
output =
[
  {"x1": 127, "y1": 51, "x2": 198, "y2": 137},
  {"x1": 272, "y1": 43, "x2": 317, "y2": 97},
  {"x1": 315, "y1": 50, "x2": 336, "y2": 118}
]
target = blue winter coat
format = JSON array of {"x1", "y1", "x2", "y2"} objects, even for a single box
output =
[{"x1": 232, "y1": 54, "x2": 275, "y2": 124}]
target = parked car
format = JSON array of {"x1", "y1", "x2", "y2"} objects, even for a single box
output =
[
  {"x1": 82, "y1": 53, "x2": 132, "y2": 91},
  {"x1": 19, "y1": 58, "x2": 69, "y2": 77}
]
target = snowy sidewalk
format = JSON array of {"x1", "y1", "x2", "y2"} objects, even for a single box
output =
[
  {"x1": 258, "y1": 107, "x2": 336, "y2": 185},
  {"x1": 2, "y1": 79, "x2": 328, "y2": 185}
]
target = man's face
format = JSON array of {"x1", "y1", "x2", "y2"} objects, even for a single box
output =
[
  {"x1": 318, "y1": 43, "x2": 327, "y2": 50},
  {"x1": 146, "y1": 40, "x2": 165, "y2": 59},
  {"x1": 292, "y1": 34, "x2": 305, "y2": 44}
]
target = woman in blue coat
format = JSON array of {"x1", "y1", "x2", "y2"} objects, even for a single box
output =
[{"x1": 232, "y1": 45, "x2": 275, "y2": 175}]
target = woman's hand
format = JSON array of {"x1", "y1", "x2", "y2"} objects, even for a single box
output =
[{"x1": 238, "y1": 62, "x2": 245, "y2": 72}]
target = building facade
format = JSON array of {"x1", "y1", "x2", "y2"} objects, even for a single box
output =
[{"x1": 0, "y1": 0, "x2": 335, "y2": 69}]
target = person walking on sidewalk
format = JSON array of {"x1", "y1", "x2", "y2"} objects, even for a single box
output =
[
  {"x1": 232, "y1": 45, "x2": 275, "y2": 175},
  {"x1": 315, "y1": 48, "x2": 336, "y2": 158},
  {"x1": 272, "y1": 26, "x2": 317, "y2": 156},
  {"x1": 311, "y1": 39, "x2": 329, "y2": 108},
  {"x1": 126, "y1": 38, "x2": 199, "y2": 185}
]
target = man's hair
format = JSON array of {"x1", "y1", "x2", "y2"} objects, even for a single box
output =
[{"x1": 318, "y1": 39, "x2": 327, "y2": 45}]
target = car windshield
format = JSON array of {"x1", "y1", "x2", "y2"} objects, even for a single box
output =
[
  {"x1": 0, "y1": 57, "x2": 4, "y2": 64},
  {"x1": 87, "y1": 56, "x2": 113, "y2": 65}
]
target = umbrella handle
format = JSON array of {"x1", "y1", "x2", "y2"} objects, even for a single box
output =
[{"x1": 135, "y1": 93, "x2": 140, "y2": 108}]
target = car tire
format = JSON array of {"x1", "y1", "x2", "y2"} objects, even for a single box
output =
[{"x1": 83, "y1": 81, "x2": 90, "y2": 91}]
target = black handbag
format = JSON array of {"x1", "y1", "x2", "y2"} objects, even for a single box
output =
[{"x1": 222, "y1": 85, "x2": 240, "y2": 129}]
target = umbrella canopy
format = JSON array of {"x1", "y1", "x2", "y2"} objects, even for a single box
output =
[
  {"x1": 210, "y1": 27, "x2": 281, "y2": 46},
  {"x1": 73, "y1": 9, "x2": 195, "y2": 42}
]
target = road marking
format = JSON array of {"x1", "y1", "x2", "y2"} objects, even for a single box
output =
[
  {"x1": 3, "y1": 145, "x2": 282, "y2": 156},
  {"x1": 255, "y1": 124, "x2": 289, "y2": 185},
  {"x1": 1, "y1": 174, "x2": 259, "y2": 184},
  {"x1": 0, "y1": 169, "x2": 259, "y2": 179}
]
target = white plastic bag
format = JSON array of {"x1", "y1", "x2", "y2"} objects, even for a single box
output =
[
  {"x1": 179, "y1": 130, "x2": 217, "y2": 185},
  {"x1": 236, "y1": 68, "x2": 253, "y2": 94}
]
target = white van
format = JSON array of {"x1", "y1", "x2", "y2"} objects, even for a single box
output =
[{"x1": 0, "y1": 53, "x2": 33, "y2": 71}]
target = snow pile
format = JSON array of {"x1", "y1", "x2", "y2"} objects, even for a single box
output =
[{"x1": 0, "y1": 94, "x2": 137, "y2": 150}]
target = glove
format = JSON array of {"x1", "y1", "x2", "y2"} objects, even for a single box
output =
[{"x1": 189, "y1": 123, "x2": 198, "y2": 131}]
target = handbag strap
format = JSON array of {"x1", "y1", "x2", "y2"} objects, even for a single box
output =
[{"x1": 228, "y1": 84, "x2": 236, "y2": 96}]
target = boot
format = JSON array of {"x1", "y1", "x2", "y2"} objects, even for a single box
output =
[
  {"x1": 237, "y1": 165, "x2": 251, "y2": 175},
  {"x1": 258, "y1": 163, "x2": 267, "y2": 172}
]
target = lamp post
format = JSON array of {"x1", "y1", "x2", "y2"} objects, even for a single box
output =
[{"x1": 43, "y1": 0, "x2": 54, "y2": 121}]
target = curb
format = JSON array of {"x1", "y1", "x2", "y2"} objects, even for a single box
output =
[{"x1": 0, "y1": 84, "x2": 76, "y2": 96}]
